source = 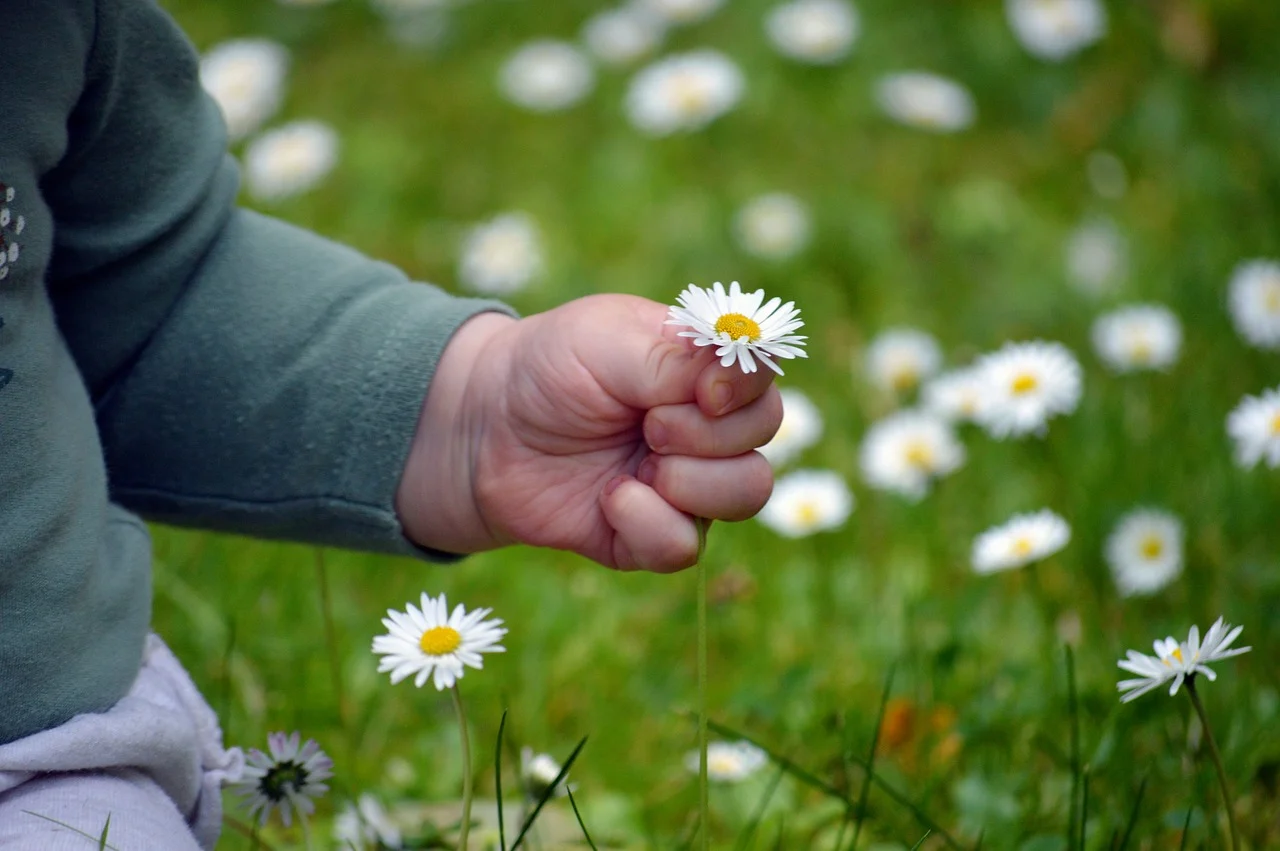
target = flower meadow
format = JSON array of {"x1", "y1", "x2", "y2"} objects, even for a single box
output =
[{"x1": 154, "y1": 0, "x2": 1280, "y2": 848}]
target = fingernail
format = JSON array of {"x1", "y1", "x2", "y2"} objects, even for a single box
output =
[
  {"x1": 646, "y1": 419, "x2": 668, "y2": 451},
  {"x1": 602, "y1": 475, "x2": 628, "y2": 497},
  {"x1": 711, "y1": 380, "x2": 733, "y2": 414},
  {"x1": 636, "y1": 455, "x2": 658, "y2": 486}
]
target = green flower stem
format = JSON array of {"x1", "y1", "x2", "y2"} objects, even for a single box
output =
[
  {"x1": 298, "y1": 809, "x2": 313, "y2": 851},
  {"x1": 451, "y1": 684, "x2": 474, "y2": 851},
  {"x1": 695, "y1": 517, "x2": 711, "y2": 851},
  {"x1": 1184, "y1": 679, "x2": 1239, "y2": 851}
]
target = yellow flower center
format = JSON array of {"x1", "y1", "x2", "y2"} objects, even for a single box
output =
[
  {"x1": 671, "y1": 74, "x2": 711, "y2": 114},
  {"x1": 1264, "y1": 281, "x2": 1280, "y2": 313},
  {"x1": 1271, "y1": 412, "x2": 1280, "y2": 436},
  {"x1": 795, "y1": 501, "x2": 820, "y2": 527},
  {"x1": 419, "y1": 626, "x2": 462, "y2": 656},
  {"x1": 1163, "y1": 647, "x2": 1184, "y2": 666},
  {"x1": 1129, "y1": 337, "x2": 1152, "y2": 363},
  {"x1": 715, "y1": 312, "x2": 761, "y2": 341},
  {"x1": 708, "y1": 753, "x2": 738, "y2": 775},
  {"x1": 904, "y1": 441, "x2": 933, "y2": 469},
  {"x1": 1012, "y1": 536, "x2": 1034, "y2": 557},
  {"x1": 1010, "y1": 373, "x2": 1038, "y2": 396},
  {"x1": 1139, "y1": 535, "x2": 1164, "y2": 560},
  {"x1": 890, "y1": 366, "x2": 919, "y2": 392}
]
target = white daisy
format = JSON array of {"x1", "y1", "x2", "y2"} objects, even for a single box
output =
[
  {"x1": 333, "y1": 794, "x2": 402, "y2": 851},
  {"x1": 1117, "y1": 617, "x2": 1250, "y2": 703},
  {"x1": 875, "y1": 72, "x2": 975, "y2": 133},
  {"x1": 666, "y1": 281, "x2": 807, "y2": 375},
  {"x1": 765, "y1": 0, "x2": 860, "y2": 65},
  {"x1": 582, "y1": 6, "x2": 665, "y2": 66},
  {"x1": 243, "y1": 120, "x2": 339, "y2": 202},
  {"x1": 199, "y1": 39, "x2": 289, "y2": 142},
  {"x1": 1226, "y1": 385, "x2": 1280, "y2": 469},
  {"x1": 521, "y1": 747, "x2": 571, "y2": 798},
  {"x1": 1105, "y1": 508, "x2": 1184, "y2": 598},
  {"x1": 971, "y1": 509, "x2": 1070, "y2": 574},
  {"x1": 685, "y1": 740, "x2": 768, "y2": 782},
  {"x1": 626, "y1": 50, "x2": 745, "y2": 136},
  {"x1": 859, "y1": 410, "x2": 965, "y2": 501},
  {"x1": 759, "y1": 388, "x2": 823, "y2": 467},
  {"x1": 757, "y1": 469, "x2": 854, "y2": 537},
  {"x1": 1006, "y1": 0, "x2": 1106, "y2": 62},
  {"x1": 734, "y1": 193, "x2": 811, "y2": 260},
  {"x1": 1227, "y1": 259, "x2": 1280, "y2": 350},
  {"x1": 1091, "y1": 304, "x2": 1182, "y2": 373},
  {"x1": 974, "y1": 340, "x2": 1083, "y2": 439},
  {"x1": 639, "y1": 0, "x2": 725, "y2": 26},
  {"x1": 922, "y1": 366, "x2": 987, "y2": 424},
  {"x1": 499, "y1": 40, "x2": 595, "y2": 113},
  {"x1": 232, "y1": 731, "x2": 333, "y2": 827},
  {"x1": 1065, "y1": 219, "x2": 1127, "y2": 295},
  {"x1": 458, "y1": 212, "x2": 544, "y2": 295},
  {"x1": 372, "y1": 592, "x2": 507, "y2": 690},
  {"x1": 863, "y1": 328, "x2": 943, "y2": 394}
]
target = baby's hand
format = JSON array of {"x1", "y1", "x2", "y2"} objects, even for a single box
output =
[{"x1": 396, "y1": 294, "x2": 782, "y2": 571}]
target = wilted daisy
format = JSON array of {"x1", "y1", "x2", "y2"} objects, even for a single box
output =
[
  {"x1": 582, "y1": 6, "x2": 665, "y2": 66},
  {"x1": 1227, "y1": 259, "x2": 1280, "y2": 350},
  {"x1": 372, "y1": 592, "x2": 507, "y2": 690},
  {"x1": 1226, "y1": 384, "x2": 1280, "y2": 469},
  {"x1": 974, "y1": 341, "x2": 1083, "y2": 439},
  {"x1": 734, "y1": 193, "x2": 811, "y2": 260},
  {"x1": 499, "y1": 40, "x2": 595, "y2": 112},
  {"x1": 639, "y1": 0, "x2": 725, "y2": 26},
  {"x1": 859, "y1": 410, "x2": 965, "y2": 501},
  {"x1": 232, "y1": 731, "x2": 334, "y2": 828},
  {"x1": 875, "y1": 72, "x2": 975, "y2": 133},
  {"x1": 922, "y1": 366, "x2": 986, "y2": 423},
  {"x1": 626, "y1": 50, "x2": 745, "y2": 136},
  {"x1": 1065, "y1": 220, "x2": 1126, "y2": 295},
  {"x1": 199, "y1": 39, "x2": 288, "y2": 142},
  {"x1": 757, "y1": 469, "x2": 854, "y2": 537},
  {"x1": 864, "y1": 328, "x2": 943, "y2": 395},
  {"x1": 666, "y1": 280, "x2": 807, "y2": 375},
  {"x1": 1091, "y1": 304, "x2": 1182, "y2": 372},
  {"x1": 759, "y1": 387, "x2": 823, "y2": 467},
  {"x1": 458, "y1": 213, "x2": 544, "y2": 295},
  {"x1": 765, "y1": 0, "x2": 860, "y2": 65},
  {"x1": 243, "y1": 120, "x2": 339, "y2": 202},
  {"x1": 521, "y1": 747, "x2": 572, "y2": 798},
  {"x1": 333, "y1": 794, "x2": 402, "y2": 851},
  {"x1": 1006, "y1": 0, "x2": 1106, "y2": 62},
  {"x1": 971, "y1": 509, "x2": 1070, "y2": 574},
  {"x1": 1105, "y1": 509, "x2": 1184, "y2": 597},
  {"x1": 685, "y1": 740, "x2": 768, "y2": 782},
  {"x1": 1117, "y1": 617, "x2": 1250, "y2": 703}
]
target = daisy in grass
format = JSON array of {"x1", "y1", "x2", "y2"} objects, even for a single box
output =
[
  {"x1": 1106, "y1": 509, "x2": 1183, "y2": 597},
  {"x1": 1065, "y1": 219, "x2": 1126, "y2": 295},
  {"x1": 626, "y1": 50, "x2": 744, "y2": 136},
  {"x1": 582, "y1": 6, "x2": 665, "y2": 66},
  {"x1": 765, "y1": 0, "x2": 860, "y2": 65},
  {"x1": 1226, "y1": 384, "x2": 1280, "y2": 469},
  {"x1": 1091, "y1": 304, "x2": 1182, "y2": 373},
  {"x1": 499, "y1": 41, "x2": 595, "y2": 112},
  {"x1": 1227, "y1": 259, "x2": 1280, "y2": 350},
  {"x1": 859, "y1": 410, "x2": 965, "y2": 500},
  {"x1": 685, "y1": 740, "x2": 767, "y2": 782},
  {"x1": 243, "y1": 121, "x2": 339, "y2": 202},
  {"x1": 1006, "y1": 0, "x2": 1106, "y2": 62},
  {"x1": 875, "y1": 72, "x2": 975, "y2": 133},
  {"x1": 923, "y1": 366, "x2": 986, "y2": 423},
  {"x1": 864, "y1": 328, "x2": 943, "y2": 395},
  {"x1": 758, "y1": 469, "x2": 853, "y2": 537},
  {"x1": 971, "y1": 509, "x2": 1070, "y2": 574},
  {"x1": 333, "y1": 794, "x2": 402, "y2": 851},
  {"x1": 735, "y1": 193, "x2": 811, "y2": 260},
  {"x1": 372, "y1": 592, "x2": 507, "y2": 690},
  {"x1": 232, "y1": 731, "x2": 333, "y2": 828},
  {"x1": 1117, "y1": 617, "x2": 1250, "y2": 703},
  {"x1": 199, "y1": 39, "x2": 288, "y2": 142},
  {"x1": 521, "y1": 747, "x2": 572, "y2": 798},
  {"x1": 458, "y1": 213, "x2": 544, "y2": 295},
  {"x1": 759, "y1": 387, "x2": 823, "y2": 467},
  {"x1": 666, "y1": 281, "x2": 807, "y2": 375},
  {"x1": 639, "y1": 0, "x2": 725, "y2": 26},
  {"x1": 974, "y1": 340, "x2": 1082, "y2": 439}
]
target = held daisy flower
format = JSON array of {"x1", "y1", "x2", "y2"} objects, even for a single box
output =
[
  {"x1": 1091, "y1": 304, "x2": 1182, "y2": 373},
  {"x1": 684, "y1": 740, "x2": 768, "y2": 782},
  {"x1": 1006, "y1": 0, "x2": 1106, "y2": 62},
  {"x1": 922, "y1": 366, "x2": 987, "y2": 423},
  {"x1": 863, "y1": 328, "x2": 943, "y2": 395},
  {"x1": 1227, "y1": 259, "x2": 1280, "y2": 350},
  {"x1": 458, "y1": 212, "x2": 544, "y2": 295},
  {"x1": 499, "y1": 40, "x2": 595, "y2": 113},
  {"x1": 734, "y1": 193, "x2": 811, "y2": 260},
  {"x1": 199, "y1": 39, "x2": 288, "y2": 142},
  {"x1": 1116, "y1": 617, "x2": 1250, "y2": 703},
  {"x1": 372, "y1": 592, "x2": 507, "y2": 690},
  {"x1": 974, "y1": 340, "x2": 1083, "y2": 439},
  {"x1": 1105, "y1": 509, "x2": 1184, "y2": 597},
  {"x1": 666, "y1": 281, "x2": 807, "y2": 375},
  {"x1": 875, "y1": 72, "x2": 975, "y2": 133},
  {"x1": 971, "y1": 509, "x2": 1070, "y2": 574},
  {"x1": 759, "y1": 387, "x2": 824, "y2": 467},
  {"x1": 1226, "y1": 384, "x2": 1280, "y2": 469},
  {"x1": 859, "y1": 410, "x2": 964, "y2": 500},
  {"x1": 757, "y1": 469, "x2": 854, "y2": 537},
  {"x1": 243, "y1": 120, "x2": 339, "y2": 202},
  {"x1": 626, "y1": 50, "x2": 745, "y2": 136},
  {"x1": 765, "y1": 0, "x2": 860, "y2": 65},
  {"x1": 232, "y1": 731, "x2": 334, "y2": 827}
]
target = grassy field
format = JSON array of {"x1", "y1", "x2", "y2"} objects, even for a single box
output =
[{"x1": 155, "y1": 0, "x2": 1280, "y2": 848}]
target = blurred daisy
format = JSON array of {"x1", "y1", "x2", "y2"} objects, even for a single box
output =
[
  {"x1": 243, "y1": 120, "x2": 339, "y2": 202},
  {"x1": 765, "y1": 0, "x2": 860, "y2": 65},
  {"x1": 521, "y1": 747, "x2": 571, "y2": 798},
  {"x1": 626, "y1": 50, "x2": 744, "y2": 136},
  {"x1": 1117, "y1": 617, "x2": 1250, "y2": 703},
  {"x1": 458, "y1": 213, "x2": 544, "y2": 295},
  {"x1": 666, "y1": 280, "x2": 807, "y2": 375},
  {"x1": 875, "y1": 72, "x2": 975, "y2": 133},
  {"x1": 582, "y1": 6, "x2": 665, "y2": 66},
  {"x1": 199, "y1": 39, "x2": 288, "y2": 142},
  {"x1": 1091, "y1": 304, "x2": 1182, "y2": 372},
  {"x1": 372, "y1": 592, "x2": 507, "y2": 690},
  {"x1": 685, "y1": 740, "x2": 768, "y2": 782},
  {"x1": 859, "y1": 410, "x2": 965, "y2": 501},
  {"x1": 1226, "y1": 385, "x2": 1280, "y2": 469},
  {"x1": 734, "y1": 193, "x2": 811, "y2": 260},
  {"x1": 499, "y1": 41, "x2": 595, "y2": 112},
  {"x1": 1227, "y1": 259, "x2": 1280, "y2": 350},
  {"x1": 333, "y1": 794, "x2": 402, "y2": 851},
  {"x1": 1087, "y1": 151, "x2": 1128, "y2": 199},
  {"x1": 971, "y1": 509, "x2": 1070, "y2": 574},
  {"x1": 639, "y1": 0, "x2": 725, "y2": 26},
  {"x1": 1065, "y1": 220, "x2": 1126, "y2": 295},
  {"x1": 759, "y1": 388, "x2": 823, "y2": 467},
  {"x1": 757, "y1": 469, "x2": 854, "y2": 537},
  {"x1": 974, "y1": 341, "x2": 1082, "y2": 439},
  {"x1": 1006, "y1": 0, "x2": 1106, "y2": 62},
  {"x1": 922, "y1": 367, "x2": 986, "y2": 423},
  {"x1": 1105, "y1": 509, "x2": 1184, "y2": 598},
  {"x1": 864, "y1": 328, "x2": 943, "y2": 394},
  {"x1": 232, "y1": 731, "x2": 333, "y2": 827}
]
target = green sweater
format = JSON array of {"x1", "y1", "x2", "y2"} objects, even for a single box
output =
[{"x1": 0, "y1": 1, "x2": 511, "y2": 745}]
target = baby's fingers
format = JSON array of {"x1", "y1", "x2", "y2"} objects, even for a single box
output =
[
  {"x1": 636, "y1": 453, "x2": 773, "y2": 522},
  {"x1": 645, "y1": 387, "x2": 782, "y2": 458},
  {"x1": 599, "y1": 476, "x2": 700, "y2": 573}
]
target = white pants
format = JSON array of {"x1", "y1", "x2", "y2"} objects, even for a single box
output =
[{"x1": 0, "y1": 635, "x2": 244, "y2": 850}]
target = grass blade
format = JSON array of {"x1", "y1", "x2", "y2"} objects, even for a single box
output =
[
  {"x1": 771, "y1": 818, "x2": 787, "y2": 851},
  {"x1": 565, "y1": 786, "x2": 600, "y2": 850},
  {"x1": 1177, "y1": 807, "x2": 1193, "y2": 851},
  {"x1": 495, "y1": 709, "x2": 509, "y2": 851},
  {"x1": 850, "y1": 664, "x2": 896, "y2": 851},
  {"x1": 734, "y1": 763, "x2": 787, "y2": 851},
  {"x1": 1115, "y1": 775, "x2": 1146, "y2": 851},
  {"x1": 909, "y1": 830, "x2": 932, "y2": 851},
  {"x1": 98, "y1": 813, "x2": 111, "y2": 851},
  {"x1": 21, "y1": 811, "x2": 122, "y2": 851},
  {"x1": 1079, "y1": 768, "x2": 1090, "y2": 850},
  {"x1": 510, "y1": 736, "x2": 588, "y2": 851},
  {"x1": 1066, "y1": 645, "x2": 1080, "y2": 851}
]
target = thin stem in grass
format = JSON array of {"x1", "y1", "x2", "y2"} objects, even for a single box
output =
[
  {"x1": 1066, "y1": 645, "x2": 1080, "y2": 851},
  {"x1": 314, "y1": 549, "x2": 357, "y2": 789},
  {"x1": 495, "y1": 710, "x2": 508, "y2": 851},
  {"x1": 20, "y1": 812, "x2": 122, "y2": 851},
  {"x1": 1079, "y1": 768, "x2": 1090, "y2": 850},
  {"x1": 510, "y1": 737, "x2": 589, "y2": 851},
  {"x1": 565, "y1": 786, "x2": 600, "y2": 850},
  {"x1": 849, "y1": 665, "x2": 896, "y2": 851},
  {"x1": 451, "y1": 684, "x2": 474, "y2": 851},
  {"x1": 695, "y1": 516, "x2": 711, "y2": 851},
  {"x1": 1115, "y1": 775, "x2": 1146, "y2": 851},
  {"x1": 1177, "y1": 806, "x2": 1193, "y2": 851},
  {"x1": 1185, "y1": 678, "x2": 1240, "y2": 851},
  {"x1": 734, "y1": 763, "x2": 787, "y2": 851},
  {"x1": 297, "y1": 806, "x2": 314, "y2": 851},
  {"x1": 909, "y1": 831, "x2": 932, "y2": 851}
]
